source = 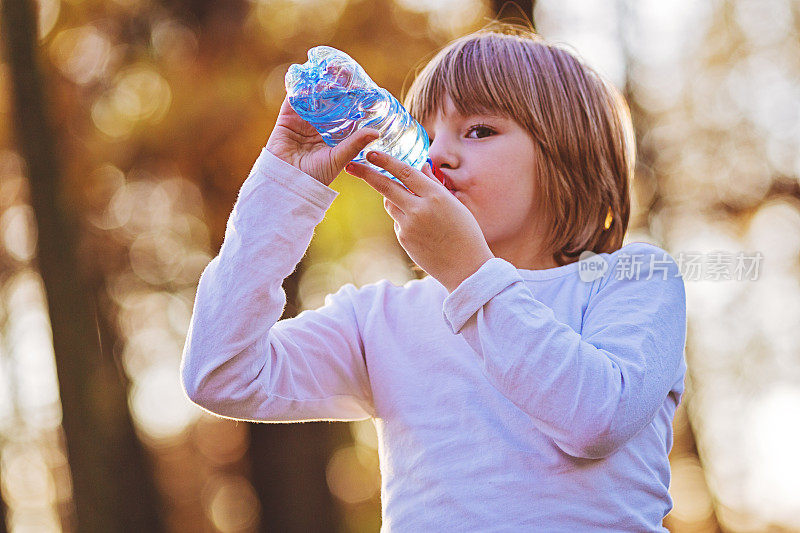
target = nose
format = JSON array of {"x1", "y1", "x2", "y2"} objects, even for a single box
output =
[
  {"x1": 427, "y1": 135, "x2": 458, "y2": 171},
  {"x1": 426, "y1": 137, "x2": 458, "y2": 191}
]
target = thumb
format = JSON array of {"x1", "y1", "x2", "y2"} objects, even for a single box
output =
[{"x1": 332, "y1": 128, "x2": 380, "y2": 169}]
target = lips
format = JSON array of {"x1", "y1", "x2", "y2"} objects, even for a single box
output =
[{"x1": 430, "y1": 161, "x2": 457, "y2": 192}]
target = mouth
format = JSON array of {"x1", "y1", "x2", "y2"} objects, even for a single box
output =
[
  {"x1": 430, "y1": 163, "x2": 457, "y2": 192},
  {"x1": 443, "y1": 176, "x2": 458, "y2": 195},
  {"x1": 441, "y1": 173, "x2": 455, "y2": 190}
]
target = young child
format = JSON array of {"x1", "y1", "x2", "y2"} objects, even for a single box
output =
[{"x1": 181, "y1": 22, "x2": 687, "y2": 532}]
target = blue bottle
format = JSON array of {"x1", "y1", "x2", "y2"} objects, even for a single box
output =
[{"x1": 285, "y1": 46, "x2": 430, "y2": 183}]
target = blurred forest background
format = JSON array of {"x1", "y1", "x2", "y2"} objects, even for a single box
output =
[{"x1": 0, "y1": 0, "x2": 798, "y2": 531}]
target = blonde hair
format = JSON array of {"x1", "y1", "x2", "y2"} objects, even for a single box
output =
[{"x1": 402, "y1": 21, "x2": 634, "y2": 267}]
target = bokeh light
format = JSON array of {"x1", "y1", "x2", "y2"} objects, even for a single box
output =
[
  {"x1": 129, "y1": 360, "x2": 201, "y2": 442},
  {"x1": 36, "y1": 0, "x2": 61, "y2": 41},
  {"x1": 325, "y1": 445, "x2": 380, "y2": 505},
  {"x1": 49, "y1": 25, "x2": 115, "y2": 86},
  {"x1": 203, "y1": 475, "x2": 260, "y2": 533},
  {"x1": 92, "y1": 65, "x2": 171, "y2": 138},
  {"x1": 249, "y1": 0, "x2": 349, "y2": 49}
]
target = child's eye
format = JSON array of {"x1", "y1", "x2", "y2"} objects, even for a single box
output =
[{"x1": 466, "y1": 124, "x2": 495, "y2": 139}]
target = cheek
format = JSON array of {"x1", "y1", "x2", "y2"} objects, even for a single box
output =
[
  {"x1": 467, "y1": 184, "x2": 526, "y2": 230},
  {"x1": 481, "y1": 176, "x2": 533, "y2": 211}
]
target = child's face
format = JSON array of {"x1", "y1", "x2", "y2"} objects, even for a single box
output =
[{"x1": 422, "y1": 96, "x2": 553, "y2": 268}]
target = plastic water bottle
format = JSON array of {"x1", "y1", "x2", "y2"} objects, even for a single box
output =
[{"x1": 284, "y1": 46, "x2": 430, "y2": 184}]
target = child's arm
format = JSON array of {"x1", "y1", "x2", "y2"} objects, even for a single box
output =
[
  {"x1": 441, "y1": 243, "x2": 686, "y2": 459},
  {"x1": 180, "y1": 146, "x2": 376, "y2": 423}
]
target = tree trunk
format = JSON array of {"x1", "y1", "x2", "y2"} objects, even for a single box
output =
[{"x1": 0, "y1": 1, "x2": 164, "y2": 531}]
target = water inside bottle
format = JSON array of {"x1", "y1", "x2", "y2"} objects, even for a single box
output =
[
  {"x1": 289, "y1": 87, "x2": 382, "y2": 146},
  {"x1": 290, "y1": 87, "x2": 429, "y2": 183}
]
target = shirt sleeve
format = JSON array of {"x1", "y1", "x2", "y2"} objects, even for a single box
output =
[
  {"x1": 441, "y1": 243, "x2": 687, "y2": 459},
  {"x1": 180, "y1": 147, "x2": 376, "y2": 423}
]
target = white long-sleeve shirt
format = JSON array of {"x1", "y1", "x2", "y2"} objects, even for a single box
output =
[{"x1": 181, "y1": 146, "x2": 688, "y2": 532}]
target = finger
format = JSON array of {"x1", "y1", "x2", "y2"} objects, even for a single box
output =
[
  {"x1": 278, "y1": 93, "x2": 294, "y2": 116},
  {"x1": 345, "y1": 161, "x2": 415, "y2": 208},
  {"x1": 332, "y1": 128, "x2": 381, "y2": 170},
  {"x1": 365, "y1": 151, "x2": 440, "y2": 196},
  {"x1": 421, "y1": 160, "x2": 442, "y2": 185},
  {"x1": 384, "y1": 196, "x2": 404, "y2": 218}
]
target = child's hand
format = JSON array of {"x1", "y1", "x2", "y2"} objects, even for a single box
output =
[
  {"x1": 266, "y1": 95, "x2": 380, "y2": 186},
  {"x1": 345, "y1": 151, "x2": 495, "y2": 293}
]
